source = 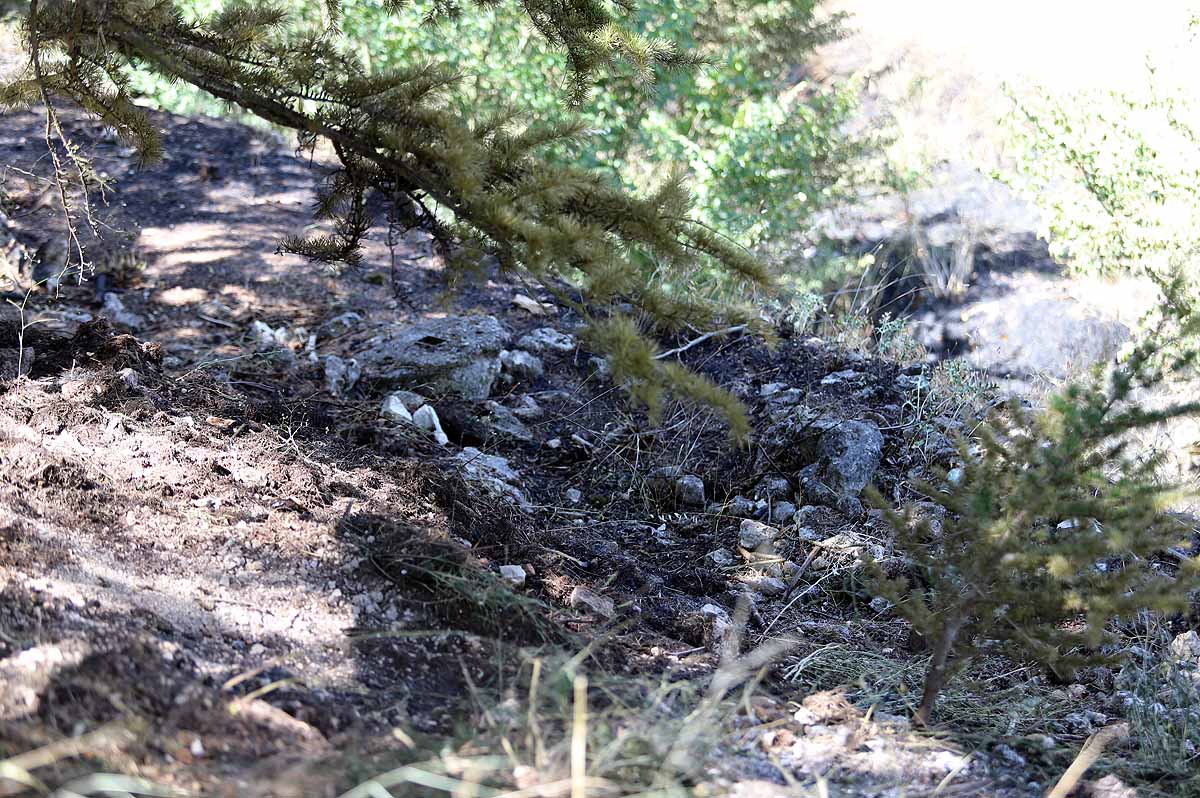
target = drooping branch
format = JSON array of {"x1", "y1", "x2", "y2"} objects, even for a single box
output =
[{"x1": 7, "y1": 0, "x2": 771, "y2": 437}]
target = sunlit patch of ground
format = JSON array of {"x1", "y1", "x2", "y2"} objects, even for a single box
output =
[{"x1": 820, "y1": 1, "x2": 1200, "y2": 172}]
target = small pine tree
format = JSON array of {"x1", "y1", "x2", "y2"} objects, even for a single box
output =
[
  {"x1": 2, "y1": 0, "x2": 779, "y2": 436},
  {"x1": 867, "y1": 339, "x2": 1200, "y2": 726}
]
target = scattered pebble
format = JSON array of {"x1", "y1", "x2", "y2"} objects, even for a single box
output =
[
  {"x1": 412, "y1": 405, "x2": 450, "y2": 445},
  {"x1": 499, "y1": 564, "x2": 527, "y2": 587},
  {"x1": 569, "y1": 586, "x2": 615, "y2": 619}
]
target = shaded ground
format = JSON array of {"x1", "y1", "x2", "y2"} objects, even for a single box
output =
[{"x1": 0, "y1": 108, "x2": 1180, "y2": 798}]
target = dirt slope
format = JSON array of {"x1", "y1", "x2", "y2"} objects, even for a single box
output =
[{"x1": 0, "y1": 108, "x2": 1152, "y2": 797}]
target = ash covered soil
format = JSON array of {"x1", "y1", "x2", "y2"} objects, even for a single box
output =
[{"x1": 0, "y1": 109, "x2": 1171, "y2": 797}]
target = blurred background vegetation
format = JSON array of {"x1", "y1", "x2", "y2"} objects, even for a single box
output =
[
  {"x1": 60, "y1": 0, "x2": 1200, "y2": 336},
  {"x1": 123, "y1": 0, "x2": 874, "y2": 300}
]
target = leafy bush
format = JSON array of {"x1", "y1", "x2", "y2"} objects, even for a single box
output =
[
  {"x1": 129, "y1": 0, "x2": 866, "y2": 258},
  {"x1": 867, "y1": 338, "x2": 1200, "y2": 726},
  {"x1": 1005, "y1": 72, "x2": 1200, "y2": 285}
]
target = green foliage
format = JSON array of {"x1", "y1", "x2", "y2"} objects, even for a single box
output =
[
  {"x1": 129, "y1": 0, "x2": 864, "y2": 253},
  {"x1": 867, "y1": 340, "x2": 1200, "y2": 726},
  {"x1": 1005, "y1": 73, "x2": 1200, "y2": 284},
  {"x1": 7, "y1": 0, "x2": 850, "y2": 432}
]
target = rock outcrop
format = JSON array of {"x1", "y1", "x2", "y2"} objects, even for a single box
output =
[{"x1": 358, "y1": 315, "x2": 510, "y2": 399}]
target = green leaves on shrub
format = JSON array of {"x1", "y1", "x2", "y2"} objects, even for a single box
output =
[{"x1": 868, "y1": 340, "x2": 1200, "y2": 726}]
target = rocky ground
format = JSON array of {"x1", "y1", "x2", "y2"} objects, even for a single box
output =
[{"x1": 1, "y1": 108, "x2": 1198, "y2": 798}]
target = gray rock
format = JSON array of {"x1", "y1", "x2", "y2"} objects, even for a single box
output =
[
  {"x1": 388, "y1": 390, "x2": 428, "y2": 413},
  {"x1": 357, "y1": 315, "x2": 510, "y2": 399},
  {"x1": 905, "y1": 501, "x2": 946, "y2": 537},
  {"x1": 481, "y1": 401, "x2": 533, "y2": 443},
  {"x1": 102, "y1": 292, "x2": 143, "y2": 329},
  {"x1": 500, "y1": 349, "x2": 545, "y2": 381},
  {"x1": 323, "y1": 355, "x2": 361, "y2": 396},
  {"x1": 739, "y1": 519, "x2": 778, "y2": 550},
  {"x1": 118, "y1": 368, "x2": 139, "y2": 390},
  {"x1": 821, "y1": 369, "x2": 862, "y2": 385},
  {"x1": 1088, "y1": 775, "x2": 1139, "y2": 798},
  {"x1": 569, "y1": 586, "x2": 615, "y2": 618},
  {"x1": 767, "y1": 387, "x2": 805, "y2": 407},
  {"x1": 678, "y1": 475, "x2": 706, "y2": 509},
  {"x1": 511, "y1": 395, "x2": 544, "y2": 420},
  {"x1": 794, "y1": 526, "x2": 823, "y2": 543},
  {"x1": 962, "y1": 295, "x2": 1130, "y2": 380},
  {"x1": 499, "y1": 564, "x2": 527, "y2": 587},
  {"x1": 769, "y1": 501, "x2": 797, "y2": 525},
  {"x1": 517, "y1": 327, "x2": 576, "y2": 353},
  {"x1": 453, "y1": 447, "x2": 528, "y2": 507},
  {"x1": 722, "y1": 495, "x2": 759, "y2": 519},
  {"x1": 565, "y1": 488, "x2": 583, "y2": 505},
  {"x1": 645, "y1": 466, "x2": 705, "y2": 509},
  {"x1": 322, "y1": 311, "x2": 362, "y2": 334},
  {"x1": 697, "y1": 603, "x2": 734, "y2": 654},
  {"x1": 740, "y1": 575, "x2": 787, "y2": 595},
  {"x1": 869, "y1": 596, "x2": 893, "y2": 614},
  {"x1": 587, "y1": 356, "x2": 611, "y2": 379},
  {"x1": 707, "y1": 548, "x2": 735, "y2": 567},
  {"x1": 818, "y1": 420, "x2": 883, "y2": 496},
  {"x1": 1169, "y1": 630, "x2": 1200, "y2": 663},
  {"x1": 755, "y1": 475, "x2": 792, "y2": 500},
  {"x1": 799, "y1": 419, "x2": 883, "y2": 513}
]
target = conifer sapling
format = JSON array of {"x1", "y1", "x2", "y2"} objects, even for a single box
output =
[{"x1": 867, "y1": 339, "x2": 1200, "y2": 726}]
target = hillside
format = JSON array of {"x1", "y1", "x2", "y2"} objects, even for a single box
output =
[{"x1": 0, "y1": 102, "x2": 1194, "y2": 798}]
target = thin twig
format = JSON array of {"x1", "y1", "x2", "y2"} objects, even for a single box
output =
[{"x1": 655, "y1": 324, "x2": 747, "y2": 360}]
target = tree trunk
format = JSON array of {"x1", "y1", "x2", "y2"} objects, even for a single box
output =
[{"x1": 913, "y1": 615, "x2": 964, "y2": 727}]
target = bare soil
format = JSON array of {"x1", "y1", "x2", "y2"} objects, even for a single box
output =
[{"x1": 0, "y1": 108, "x2": 1145, "y2": 797}]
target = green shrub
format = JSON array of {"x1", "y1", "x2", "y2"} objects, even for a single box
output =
[
  {"x1": 1005, "y1": 72, "x2": 1200, "y2": 285},
  {"x1": 128, "y1": 0, "x2": 867, "y2": 264},
  {"x1": 867, "y1": 338, "x2": 1200, "y2": 726}
]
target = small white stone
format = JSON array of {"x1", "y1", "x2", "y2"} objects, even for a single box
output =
[
  {"x1": 380, "y1": 393, "x2": 413, "y2": 423},
  {"x1": 412, "y1": 405, "x2": 449, "y2": 445},
  {"x1": 118, "y1": 368, "x2": 139, "y2": 389},
  {"x1": 499, "y1": 564, "x2": 527, "y2": 587}
]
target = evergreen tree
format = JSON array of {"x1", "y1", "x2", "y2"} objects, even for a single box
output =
[
  {"x1": 868, "y1": 336, "x2": 1200, "y2": 726},
  {"x1": 2, "y1": 0, "x2": 786, "y2": 436}
]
